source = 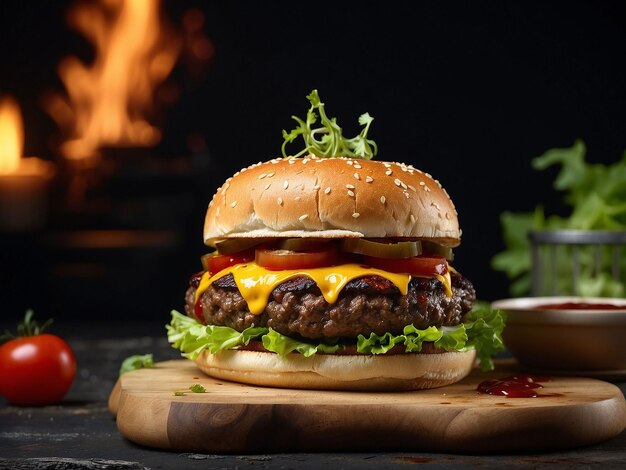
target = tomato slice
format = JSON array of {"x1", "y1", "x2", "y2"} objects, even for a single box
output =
[
  {"x1": 206, "y1": 251, "x2": 254, "y2": 274},
  {"x1": 255, "y1": 249, "x2": 338, "y2": 270},
  {"x1": 361, "y1": 255, "x2": 448, "y2": 277}
]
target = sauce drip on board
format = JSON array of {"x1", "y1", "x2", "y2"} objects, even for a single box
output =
[{"x1": 477, "y1": 375, "x2": 559, "y2": 398}]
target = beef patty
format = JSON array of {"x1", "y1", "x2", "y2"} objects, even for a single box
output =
[{"x1": 185, "y1": 270, "x2": 476, "y2": 340}]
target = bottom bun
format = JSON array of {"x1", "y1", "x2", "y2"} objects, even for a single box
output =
[{"x1": 194, "y1": 348, "x2": 477, "y2": 391}]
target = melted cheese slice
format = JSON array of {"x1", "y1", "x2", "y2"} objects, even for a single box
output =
[{"x1": 195, "y1": 262, "x2": 452, "y2": 315}]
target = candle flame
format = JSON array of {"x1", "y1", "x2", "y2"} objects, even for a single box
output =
[
  {"x1": 0, "y1": 96, "x2": 24, "y2": 174},
  {"x1": 44, "y1": 0, "x2": 180, "y2": 161}
]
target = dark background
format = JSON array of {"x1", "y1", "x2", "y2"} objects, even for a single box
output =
[{"x1": 1, "y1": 1, "x2": 625, "y2": 327}]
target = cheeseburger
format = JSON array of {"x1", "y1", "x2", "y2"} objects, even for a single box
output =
[{"x1": 167, "y1": 92, "x2": 503, "y2": 391}]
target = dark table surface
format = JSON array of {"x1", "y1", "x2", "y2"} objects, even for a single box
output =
[{"x1": 1, "y1": 321, "x2": 625, "y2": 470}]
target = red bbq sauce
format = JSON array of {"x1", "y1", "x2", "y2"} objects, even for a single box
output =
[
  {"x1": 194, "y1": 299, "x2": 206, "y2": 325},
  {"x1": 477, "y1": 375, "x2": 556, "y2": 398},
  {"x1": 533, "y1": 302, "x2": 625, "y2": 310},
  {"x1": 190, "y1": 271, "x2": 207, "y2": 324}
]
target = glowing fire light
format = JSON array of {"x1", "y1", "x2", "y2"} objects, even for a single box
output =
[
  {"x1": 0, "y1": 96, "x2": 23, "y2": 174},
  {"x1": 0, "y1": 96, "x2": 54, "y2": 178},
  {"x1": 0, "y1": 96, "x2": 55, "y2": 231},
  {"x1": 45, "y1": 0, "x2": 181, "y2": 162}
]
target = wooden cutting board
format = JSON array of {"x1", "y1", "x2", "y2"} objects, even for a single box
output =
[{"x1": 108, "y1": 359, "x2": 626, "y2": 453}]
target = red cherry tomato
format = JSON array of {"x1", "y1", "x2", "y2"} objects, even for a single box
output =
[
  {"x1": 255, "y1": 248, "x2": 338, "y2": 270},
  {"x1": 206, "y1": 251, "x2": 254, "y2": 274},
  {"x1": 0, "y1": 333, "x2": 77, "y2": 406},
  {"x1": 361, "y1": 255, "x2": 448, "y2": 276}
]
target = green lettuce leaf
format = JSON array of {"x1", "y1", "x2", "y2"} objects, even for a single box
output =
[
  {"x1": 119, "y1": 353, "x2": 154, "y2": 376},
  {"x1": 462, "y1": 303, "x2": 506, "y2": 370},
  {"x1": 166, "y1": 305, "x2": 505, "y2": 371},
  {"x1": 262, "y1": 328, "x2": 340, "y2": 357}
]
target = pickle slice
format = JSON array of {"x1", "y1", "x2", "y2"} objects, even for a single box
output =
[
  {"x1": 200, "y1": 252, "x2": 215, "y2": 271},
  {"x1": 421, "y1": 241, "x2": 454, "y2": 261},
  {"x1": 214, "y1": 238, "x2": 270, "y2": 255},
  {"x1": 341, "y1": 239, "x2": 422, "y2": 259},
  {"x1": 278, "y1": 238, "x2": 333, "y2": 251}
]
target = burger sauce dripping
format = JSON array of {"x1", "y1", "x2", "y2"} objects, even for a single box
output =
[
  {"x1": 190, "y1": 272, "x2": 206, "y2": 325},
  {"x1": 477, "y1": 375, "x2": 559, "y2": 398}
]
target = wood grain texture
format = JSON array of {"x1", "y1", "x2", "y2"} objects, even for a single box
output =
[{"x1": 109, "y1": 360, "x2": 626, "y2": 453}]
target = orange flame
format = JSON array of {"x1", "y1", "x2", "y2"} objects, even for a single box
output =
[
  {"x1": 0, "y1": 96, "x2": 54, "y2": 181},
  {"x1": 45, "y1": 0, "x2": 180, "y2": 161},
  {"x1": 0, "y1": 96, "x2": 24, "y2": 174}
]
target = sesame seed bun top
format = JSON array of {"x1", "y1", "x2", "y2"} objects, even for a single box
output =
[{"x1": 203, "y1": 155, "x2": 460, "y2": 247}]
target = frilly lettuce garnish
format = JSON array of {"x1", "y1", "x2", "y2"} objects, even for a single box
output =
[
  {"x1": 281, "y1": 89, "x2": 378, "y2": 160},
  {"x1": 166, "y1": 304, "x2": 505, "y2": 371}
]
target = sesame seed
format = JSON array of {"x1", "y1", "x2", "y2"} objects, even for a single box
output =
[
  {"x1": 384, "y1": 163, "x2": 391, "y2": 168},
  {"x1": 347, "y1": 190, "x2": 355, "y2": 197},
  {"x1": 424, "y1": 186, "x2": 431, "y2": 192},
  {"x1": 445, "y1": 212, "x2": 451, "y2": 220},
  {"x1": 258, "y1": 173, "x2": 267, "y2": 179},
  {"x1": 386, "y1": 170, "x2": 393, "y2": 176},
  {"x1": 365, "y1": 176, "x2": 373, "y2": 183},
  {"x1": 408, "y1": 185, "x2": 416, "y2": 192},
  {"x1": 354, "y1": 172, "x2": 360, "y2": 180},
  {"x1": 431, "y1": 202, "x2": 440, "y2": 210},
  {"x1": 277, "y1": 197, "x2": 283, "y2": 206},
  {"x1": 419, "y1": 181, "x2": 425, "y2": 186},
  {"x1": 352, "y1": 212, "x2": 360, "y2": 218},
  {"x1": 404, "y1": 191, "x2": 410, "y2": 198},
  {"x1": 289, "y1": 159, "x2": 296, "y2": 165},
  {"x1": 264, "y1": 183, "x2": 271, "y2": 190},
  {"x1": 353, "y1": 163, "x2": 362, "y2": 169},
  {"x1": 324, "y1": 187, "x2": 332, "y2": 194},
  {"x1": 346, "y1": 184, "x2": 355, "y2": 189},
  {"x1": 346, "y1": 160, "x2": 354, "y2": 166},
  {"x1": 295, "y1": 196, "x2": 301, "y2": 201},
  {"x1": 394, "y1": 179, "x2": 402, "y2": 187},
  {"x1": 299, "y1": 214, "x2": 309, "y2": 221},
  {"x1": 380, "y1": 196, "x2": 386, "y2": 204},
  {"x1": 283, "y1": 181, "x2": 289, "y2": 189},
  {"x1": 231, "y1": 201, "x2": 237, "y2": 208},
  {"x1": 410, "y1": 214, "x2": 416, "y2": 223},
  {"x1": 313, "y1": 185, "x2": 320, "y2": 190},
  {"x1": 267, "y1": 172, "x2": 275, "y2": 178}
]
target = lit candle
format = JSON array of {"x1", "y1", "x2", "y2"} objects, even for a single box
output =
[{"x1": 0, "y1": 96, "x2": 55, "y2": 231}]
